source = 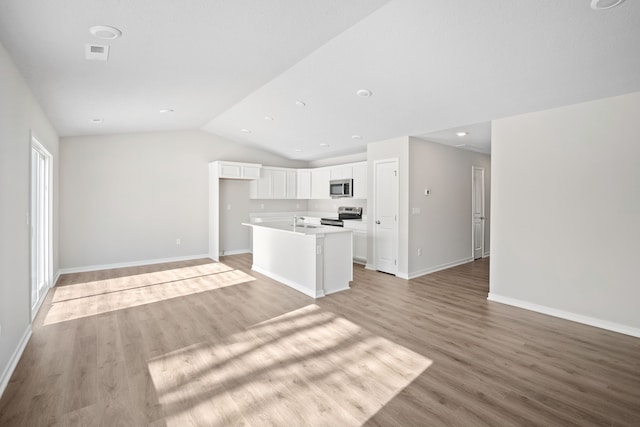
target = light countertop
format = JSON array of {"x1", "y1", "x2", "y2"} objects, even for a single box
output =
[{"x1": 242, "y1": 221, "x2": 352, "y2": 236}]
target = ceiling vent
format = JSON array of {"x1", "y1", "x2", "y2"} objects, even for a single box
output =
[{"x1": 85, "y1": 44, "x2": 109, "y2": 61}]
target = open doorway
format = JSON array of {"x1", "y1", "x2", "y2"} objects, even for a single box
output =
[{"x1": 31, "y1": 136, "x2": 52, "y2": 318}]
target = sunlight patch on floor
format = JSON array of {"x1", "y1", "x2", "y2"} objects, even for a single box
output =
[
  {"x1": 148, "y1": 304, "x2": 433, "y2": 426},
  {"x1": 52, "y1": 262, "x2": 235, "y2": 302},
  {"x1": 44, "y1": 266, "x2": 255, "y2": 326}
]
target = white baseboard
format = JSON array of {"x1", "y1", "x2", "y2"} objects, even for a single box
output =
[
  {"x1": 353, "y1": 259, "x2": 366, "y2": 266},
  {"x1": 53, "y1": 270, "x2": 61, "y2": 286},
  {"x1": 0, "y1": 325, "x2": 32, "y2": 400},
  {"x1": 324, "y1": 286, "x2": 350, "y2": 296},
  {"x1": 58, "y1": 253, "x2": 211, "y2": 275},
  {"x1": 483, "y1": 251, "x2": 490, "y2": 258},
  {"x1": 219, "y1": 249, "x2": 251, "y2": 256},
  {"x1": 487, "y1": 293, "x2": 640, "y2": 338},
  {"x1": 406, "y1": 257, "x2": 474, "y2": 280},
  {"x1": 365, "y1": 263, "x2": 376, "y2": 271},
  {"x1": 251, "y1": 265, "x2": 324, "y2": 299}
]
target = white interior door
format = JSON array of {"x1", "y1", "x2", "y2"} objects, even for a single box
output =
[
  {"x1": 374, "y1": 159, "x2": 398, "y2": 275},
  {"x1": 31, "y1": 137, "x2": 52, "y2": 316},
  {"x1": 472, "y1": 166, "x2": 485, "y2": 260}
]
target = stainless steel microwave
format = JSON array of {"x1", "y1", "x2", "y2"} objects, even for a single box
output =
[{"x1": 329, "y1": 179, "x2": 353, "y2": 198}]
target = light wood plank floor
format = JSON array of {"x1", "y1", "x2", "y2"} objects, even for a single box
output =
[{"x1": 1, "y1": 255, "x2": 639, "y2": 426}]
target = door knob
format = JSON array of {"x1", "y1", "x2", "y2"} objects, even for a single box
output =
[{"x1": 376, "y1": 220, "x2": 381, "y2": 224}]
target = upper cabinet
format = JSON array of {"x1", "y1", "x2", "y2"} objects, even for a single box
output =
[
  {"x1": 296, "y1": 169, "x2": 311, "y2": 199},
  {"x1": 329, "y1": 165, "x2": 353, "y2": 180},
  {"x1": 311, "y1": 168, "x2": 331, "y2": 199},
  {"x1": 250, "y1": 166, "x2": 298, "y2": 199},
  {"x1": 217, "y1": 161, "x2": 261, "y2": 180},
  {"x1": 241, "y1": 161, "x2": 366, "y2": 200},
  {"x1": 352, "y1": 161, "x2": 367, "y2": 199}
]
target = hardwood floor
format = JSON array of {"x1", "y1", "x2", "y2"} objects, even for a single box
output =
[{"x1": 1, "y1": 255, "x2": 639, "y2": 426}]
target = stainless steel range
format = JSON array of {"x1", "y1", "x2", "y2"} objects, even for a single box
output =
[{"x1": 320, "y1": 206, "x2": 362, "y2": 227}]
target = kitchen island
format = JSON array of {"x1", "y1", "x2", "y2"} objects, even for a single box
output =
[{"x1": 242, "y1": 221, "x2": 352, "y2": 298}]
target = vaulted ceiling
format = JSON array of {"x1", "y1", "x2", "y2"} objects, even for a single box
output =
[{"x1": 1, "y1": 0, "x2": 639, "y2": 159}]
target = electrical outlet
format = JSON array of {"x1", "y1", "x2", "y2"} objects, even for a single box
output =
[
  {"x1": 418, "y1": 248, "x2": 422, "y2": 256},
  {"x1": 176, "y1": 238, "x2": 181, "y2": 245}
]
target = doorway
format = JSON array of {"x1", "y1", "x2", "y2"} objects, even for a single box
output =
[
  {"x1": 31, "y1": 136, "x2": 52, "y2": 317},
  {"x1": 472, "y1": 166, "x2": 485, "y2": 260},
  {"x1": 373, "y1": 159, "x2": 398, "y2": 275}
]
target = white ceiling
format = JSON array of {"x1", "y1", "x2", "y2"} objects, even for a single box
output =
[{"x1": 1, "y1": 0, "x2": 639, "y2": 160}]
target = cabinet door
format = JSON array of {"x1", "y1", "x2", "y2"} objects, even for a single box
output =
[
  {"x1": 286, "y1": 170, "x2": 297, "y2": 199},
  {"x1": 242, "y1": 166, "x2": 261, "y2": 180},
  {"x1": 353, "y1": 230, "x2": 367, "y2": 262},
  {"x1": 219, "y1": 163, "x2": 242, "y2": 179},
  {"x1": 297, "y1": 170, "x2": 311, "y2": 199},
  {"x1": 256, "y1": 168, "x2": 272, "y2": 198},
  {"x1": 311, "y1": 169, "x2": 330, "y2": 199},
  {"x1": 330, "y1": 165, "x2": 353, "y2": 180},
  {"x1": 352, "y1": 161, "x2": 367, "y2": 199},
  {"x1": 270, "y1": 169, "x2": 287, "y2": 199}
]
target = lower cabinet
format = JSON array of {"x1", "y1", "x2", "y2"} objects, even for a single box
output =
[
  {"x1": 343, "y1": 221, "x2": 367, "y2": 263},
  {"x1": 352, "y1": 231, "x2": 367, "y2": 263}
]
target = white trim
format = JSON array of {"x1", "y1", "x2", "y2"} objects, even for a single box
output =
[
  {"x1": 353, "y1": 259, "x2": 366, "y2": 266},
  {"x1": 219, "y1": 249, "x2": 251, "y2": 256},
  {"x1": 53, "y1": 270, "x2": 61, "y2": 286},
  {"x1": 405, "y1": 257, "x2": 474, "y2": 280},
  {"x1": 487, "y1": 293, "x2": 640, "y2": 338},
  {"x1": 31, "y1": 286, "x2": 51, "y2": 322},
  {"x1": 324, "y1": 286, "x2": 350, "y2": 296},
  {"x1": 397, "y1": 272, "x2": 409, "y2": 280},
  {"x1": 251, "y1": 265, "x2": 325, "y2": 299},
  {"x1": 365, "y1": 263, "x2": 376, "y2": 271},
  {"x1": 58, "y1": 253, "x2": 211, "y2": 275},
  {"x1": 483, "y1": 251, "x2": 490, "y2": 258},
  {"x1": 0, "y1": 326, "x2": 32, "y2": 400}
]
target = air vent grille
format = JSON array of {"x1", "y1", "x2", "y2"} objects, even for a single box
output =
[{"x1": 85, "y1": 44, "x2": 109, "y2": 61}]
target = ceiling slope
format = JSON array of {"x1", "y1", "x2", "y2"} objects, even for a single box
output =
[{"x1": 1, "y1": 0, "x2": 639, "y2": 159}]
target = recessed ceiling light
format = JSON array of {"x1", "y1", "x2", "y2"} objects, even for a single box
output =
[
  {"x1": 159, "y1": 108, "x2": 174, "y2": 113},
  {"x1": 319, "y1": 143, "x2": 330, "y2": 147},
  {"x1": 295, "y1": 101, "x2": 306, "y2": 107},
  {"x1": 456, "y1": 131, "x2": 468, "y2": 137},
  {"x1": 241, "y1": 128, "x2": 251, "y2": 133},
  {"x1": 91, "y1": 118, "x2": 103, "y2": 124},
  {"x1": 356, "y1": 89, "x2": 372, "y2": 97},
  {"x1": 89, "y1": 25, "x2": 122, "y2": 40},
  {"x1": 590, "y1": 0, "x2": 625, "y2": 10},
  {"x1": 351, "y1": 135, "x2": 363, "y2": 140},
  {"x1": 264, "y1": 116, "x2": 274, "y2": 121}
]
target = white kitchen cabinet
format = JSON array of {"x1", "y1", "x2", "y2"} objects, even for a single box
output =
[
  {"x1": 271, "y1": 169, "x2": 287, "y2": 199},
  {"x1": 343, "y1": 220, "x2": 367, "y2": 263},
  {"x1": 352, "y1": 231, "x2": 367, "y2": 263},
  {"x1": 352, "y1": 161, "x2": 367, "y2": 199},
  {"x1": 330, "y1": 165, "x2": 353, "y2": 180},
  {"x1": 286, "y1": 170, "x2": 297, "y2": 199},
  {"x1": 250, "y1": 167, "x2": 297, "y2": 199},
  {"x1": 297, "y1": 169, "x2": 311, "y2": 199},
  {"x1": 311, "y1": 168, "x2": 331, "y2": 199},
  {"x1": 218, "y1": 161, "x2": 261, "y2": 180}
]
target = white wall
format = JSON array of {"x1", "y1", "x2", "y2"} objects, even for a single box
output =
[
  {"x1": 0, "y1": 41, "x2": 58, "y2": 393},
  {"x1": 60, "y1": 131, "x2": 304, "y2": 269},
  {"x1": 408, "y1": 138, "x2": 491, "y2": 276},
  {"x1": 490, "y1": 92, "x2": 640, "y2": 336}
]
